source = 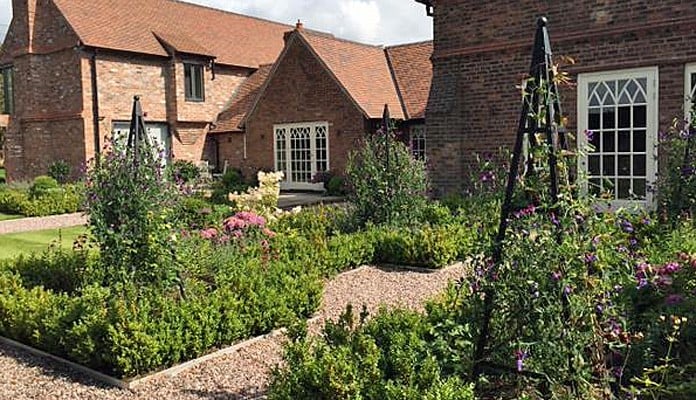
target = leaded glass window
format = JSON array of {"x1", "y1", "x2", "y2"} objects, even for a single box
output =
[{"x1": 578, "y1": 68, "x2": 657, "y2": 208}]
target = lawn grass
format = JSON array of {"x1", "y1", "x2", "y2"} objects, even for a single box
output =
[
  {"x1": 0, "y1": 212, "x2": 21, "y2": 221},
  {"x1": 0, "y1": 226, "x2": 88, "y2": 260}
]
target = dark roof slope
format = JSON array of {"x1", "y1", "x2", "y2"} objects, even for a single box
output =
[
  {"x1": 386, "y1": 41, "x2": 433, "y2": 119},
  {"x1": 52, "y1": 0, "x2": 291, "y2": 67}
]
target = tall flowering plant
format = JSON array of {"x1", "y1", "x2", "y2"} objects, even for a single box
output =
[
  {"x1": 228, "y1": 171, "x2": 284, "y2": 219},
  {"x1": 657, "y1": 101, "x2": 696, "y2": 221},
  {"x1": 84, "y1": 138, "x2": 180, "y2": 291}
]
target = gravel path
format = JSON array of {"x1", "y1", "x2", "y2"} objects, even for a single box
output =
[
  {"x1": 0, "y1": 263, "x2": 468, "y2": 400},
  {"x1": 0, "y1": 213, "x2": 87, "y2": 235}
]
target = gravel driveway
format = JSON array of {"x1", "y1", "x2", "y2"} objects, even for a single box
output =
[{"x1": 0, "y1": 263, "x2": 468, "y2": 400}]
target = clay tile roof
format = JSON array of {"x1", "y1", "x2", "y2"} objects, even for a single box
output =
[
  {"x1": 52, "y1": 0, "x2": 291, "y2": 68},
  {"x1": 153, "y1": 31, "x2": 214, "y2": 58},
  {"x1": 299, "y1": 31, "x2": 405, "y2": 119},
  {"x1": 385, "y1": 41, "x2": 433, "y2": 119},
  {"x1": 212, "y1": 64, "x2": 273, "y2": 133}
]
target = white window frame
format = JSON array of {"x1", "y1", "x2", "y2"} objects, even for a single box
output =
[
  {"x1": 577, "y1": 67, "x2": 659, "y2": 210},
  {"x1": 111, "y1": 121, "x2": 172, "y2": 166},
  {"x1": 685, "y1": 63, "x2": 696, "y2": 121},
  {"x1": 273, "y1": 121, "x2": 329, "y2": 191}
]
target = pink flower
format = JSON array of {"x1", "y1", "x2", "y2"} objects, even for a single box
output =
[
  {"x1": 224, "y1": 216, "x2": 247, "y2": 231},
  {"x1": 262, "y1": 228, "x2": 276, "y2": 238},
  {"x1": 200, "y1": 228, "x2": 218, "y2": 239}
]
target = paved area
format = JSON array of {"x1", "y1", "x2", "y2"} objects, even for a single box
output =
[
  {"x1": 0, "y1": 213, "x2": 87, "y2": 235},
  {"x1": 277, "y1": 192, "x2": 344, "y2": 209}
]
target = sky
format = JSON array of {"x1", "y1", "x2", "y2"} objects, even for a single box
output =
[{"x1": 0, "y1": 0, "x2": 433, "y2": 46}]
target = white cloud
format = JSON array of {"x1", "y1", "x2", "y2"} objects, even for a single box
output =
[{"x1": 0, "y1": 0, "x2": 432, "y2": 45}]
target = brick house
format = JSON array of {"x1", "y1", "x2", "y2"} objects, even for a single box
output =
[
  {"x1": 417, "y1": 0, "x2": 696, "y2": 208},
  {"x1": 0, "y1": 0, "x2": 292, "y2": 182},
  {"x1": 211, "y1": 24, "x2": 433, "y2": 190}
]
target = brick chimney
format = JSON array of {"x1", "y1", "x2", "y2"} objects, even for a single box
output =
[
  {"x1": 283, "y1": 19, "x2": 304, "y2": 43},
  {"x1": 8, "y1": 0, "x2": 38, "y2": 53}
]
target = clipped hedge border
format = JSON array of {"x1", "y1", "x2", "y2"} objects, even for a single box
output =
[{"x1": 0, "y1": 208, "x2": 480, "y2": 381}]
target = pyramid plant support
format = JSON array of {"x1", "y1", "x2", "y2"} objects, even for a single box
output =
[
  {"x1": 382, "y1": 104, "x2": 391, "y2": 223},
  {"x1": 472, "y1": 17, "x2": 570, "y2": 382},
  {"x1": 127, "y1": 95, "x2": 150, "y2": 163}
]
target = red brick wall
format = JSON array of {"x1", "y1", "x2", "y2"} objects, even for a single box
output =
[
  {"x1": 239, "y1": 36, "x2": 369, "y2": 181},
  {"x1": 3, "y1": 1, "x2": 254, "y2": 181},
  {"x1": 5, "y1": 48, "x2": 85, "y2": 181},
  {"x1": 427, "y1": 0, "x2": 696, "y2": 195}
]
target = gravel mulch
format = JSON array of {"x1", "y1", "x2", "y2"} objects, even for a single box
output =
[
  {"x1": 0, "y1": 213, "x2": 87, "y2": 235},
  {"x1": 0, "y1": 263, "x2": 468, "y2": 400}
]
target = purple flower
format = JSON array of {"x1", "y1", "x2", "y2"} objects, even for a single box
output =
[
  {"x1": 659, "y1": 262, "x2": 681, "y2": 275},
  {"x1": 551, "y1": 271, "x2": 562, "y2": 282},
  {"x1": 620, "y1": 219, "x2": 634, "y2": 233},
  {"x1": 595, "y1": 304, "x2": 604, "y2": 315},
  {"x1": 584, "y1": 253, "x2": 598, "y2": 265},
  {"x1": 636, "y1": 278, "x2": 649, "y2": 289},
  {"x1": 550, "y1": 212, "x2": 560, "y2": 227},
  {"x1": 665, "y1": 294, "x2": 684, "y2": 305},
  {"x1": 563, "y1": 285, "x2": 573, "y2": 298},
  {"x1": 584, "y1": 129, "x2": 595, "y2": 142},
  {"x1": 515, "y1": 350, "x2": 528, "y2": 372}
]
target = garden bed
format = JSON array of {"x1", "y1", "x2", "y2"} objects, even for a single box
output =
[{"x1": 0, "y1": 263, "x2": 468, "y2": 399}]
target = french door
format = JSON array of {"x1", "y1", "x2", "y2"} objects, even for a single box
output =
[{"x1": 274, "y1": 122, "x2": 329, "y2": 190}]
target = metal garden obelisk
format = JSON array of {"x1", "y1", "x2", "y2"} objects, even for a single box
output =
[{"x1": 473, "y1": 16, "x2": 568, "y2": 379}]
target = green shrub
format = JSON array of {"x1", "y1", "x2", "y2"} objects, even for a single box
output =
[
  {"x1": 3, "y1": 248, "x2": 94, "y2": 294},
  {"x1": 323, "y1": 231, "x2": 376, "y2": 274},
  {"x1": 175, "y1": 196, "x2": 230, "y2": 230},
  {"x1": 346, "y1": 132, "x2": 428, "y2": 227},
  {"x1": 268, "y1": 306, "x2": 476, "y2": 400},
  {"x1": 167, "y1": 160, "x2": 201, "y2": 184},
  {"x1": 271, "y1": 205, "x2": 349, "y2": 240},
  {"x1": 48, "y1": 160, "x2": 71, "y2": 184},
  {"x1": 209, "y1": 169, "x2": 249, "y2": 205},
  {"x1": 0, "y1": 188, "x2": 28, "y2": 214},
  {"x1": 0, "y1": 184, "x2": 83, "y2": 217},
  {"x1": 327, "y1": 175, "x2": 347, "y2": 196},
  {"x1": 29, "y1": 175, "x2": 59, "y2": 199},
  {"x1": 372, "y1": 225, "x2": 460, "y2": 268},
  {"x1": 0, "y1": 233, "x2": 326, "y2": 378}
]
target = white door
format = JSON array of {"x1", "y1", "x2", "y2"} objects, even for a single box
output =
[
  {"x1": 112, "y1": 122, "x2": 172, "y2": 165},
  {"x1": 577, "y1": 67, "x2": 658, "y2": 210},
  {"x1": 274, "y1": 122, "x2": 328, "y2": 191}
]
